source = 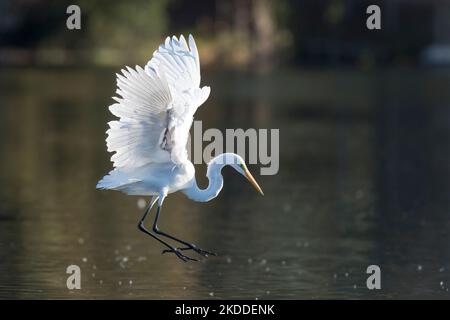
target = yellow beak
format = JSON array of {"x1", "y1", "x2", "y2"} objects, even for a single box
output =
[{"x1": 243, "y1": 167, "x2": 264, "y2": 196}]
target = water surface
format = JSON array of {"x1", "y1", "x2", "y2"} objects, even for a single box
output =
[{"x1": 0, "y1": 67, "x2": 449, "y2": 299}]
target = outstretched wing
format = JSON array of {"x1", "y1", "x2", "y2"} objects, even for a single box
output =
[
  {"x1": 146, "y1": 34, "x2": 202, "y2": 95},
  {"x1": 106, "y1": 66, "x2": 172, "y2": 169},
  {"x1": 104, "y1": 34, "x2": 210, "y2": 171},
  {"x1": 146, "y1": 34, "x2": 210, "y2": 164}
]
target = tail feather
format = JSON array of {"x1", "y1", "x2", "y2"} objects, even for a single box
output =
[{"x1": 96, "y1": 169, "x2": 141, "y2": 190}]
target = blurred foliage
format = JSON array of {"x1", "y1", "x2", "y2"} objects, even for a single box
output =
[
  {"x1": 0, "y1": 0, "x2": 444, "y2": 68},
  {"x1": 78, "y1": 0, "x2": 168, "y2": 64}
]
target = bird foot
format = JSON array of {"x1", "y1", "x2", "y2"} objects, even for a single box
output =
[
  {"x1": 162, "y1": 245, "x2": 217, "y2": 258},
  {"x1": 162, "y1": 248, "x2": 198, "y2": 262}
]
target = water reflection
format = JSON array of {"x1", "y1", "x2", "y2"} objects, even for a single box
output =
[{"x1": 0, "y1": 67, "x2": 449, "y2": 299}]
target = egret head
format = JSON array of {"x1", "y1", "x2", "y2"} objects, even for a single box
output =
[{"x1": 206, "y1": 153, "x2": 264, "y2": 196}]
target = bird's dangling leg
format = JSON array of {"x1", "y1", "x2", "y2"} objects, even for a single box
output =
[
  {"x1": 138, "y1": 195, "x2": 196, "y2": 262},
  {"x1": 162, "y1": 246, "x2": 217, "y2": 257},
  {"x1": 153, "y1": 197, "x2": 217, "y2": 258}
]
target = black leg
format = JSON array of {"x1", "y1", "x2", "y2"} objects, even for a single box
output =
[
  {"x1": 138, "y1": 200, "x2": 197, "y2": 262},
  {"x1": 152, "y1": 205, "x2": 217, "y2": 257}
]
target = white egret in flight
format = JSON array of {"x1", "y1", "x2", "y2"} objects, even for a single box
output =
[{"x1": 97, "y1": 35, "x2": 264, "y2": 262}]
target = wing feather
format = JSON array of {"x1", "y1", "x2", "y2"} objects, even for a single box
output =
[
  {"x1": 105, "y1": 66, "x2": 172, "y2": 169},
  {"x1": 101, "y1": 34, "x2": 210, "y2": 177},
  {"x1": 145, "y1": 34, "x2": 210, "y2": 164}
]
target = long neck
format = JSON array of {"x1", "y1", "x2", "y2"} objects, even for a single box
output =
[
  {"x1": 182, "y1": 153, "x2": 238, "y2": 202},
  {"x1": 182, "y1": 174, "x2": 223, "y2": 202}
]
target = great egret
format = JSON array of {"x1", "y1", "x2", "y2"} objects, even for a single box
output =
[{"x1": 97, "y1": 35, "x2": 264, "y2": 262}]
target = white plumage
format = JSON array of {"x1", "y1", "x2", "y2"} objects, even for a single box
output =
[
  {"x1": 97, "y1": 35, "x2": 263, "y2": 262},
  {"x1": 102, "y1": 35, "x2": 209, "y2": 171},
  {"x1": 97, "y1": 35, "x2": 210, "y2": 194}
]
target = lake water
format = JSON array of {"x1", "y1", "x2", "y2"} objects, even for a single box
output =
[{"x1": 0, "y1": 67, "x2": 449, "y2": 299}]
